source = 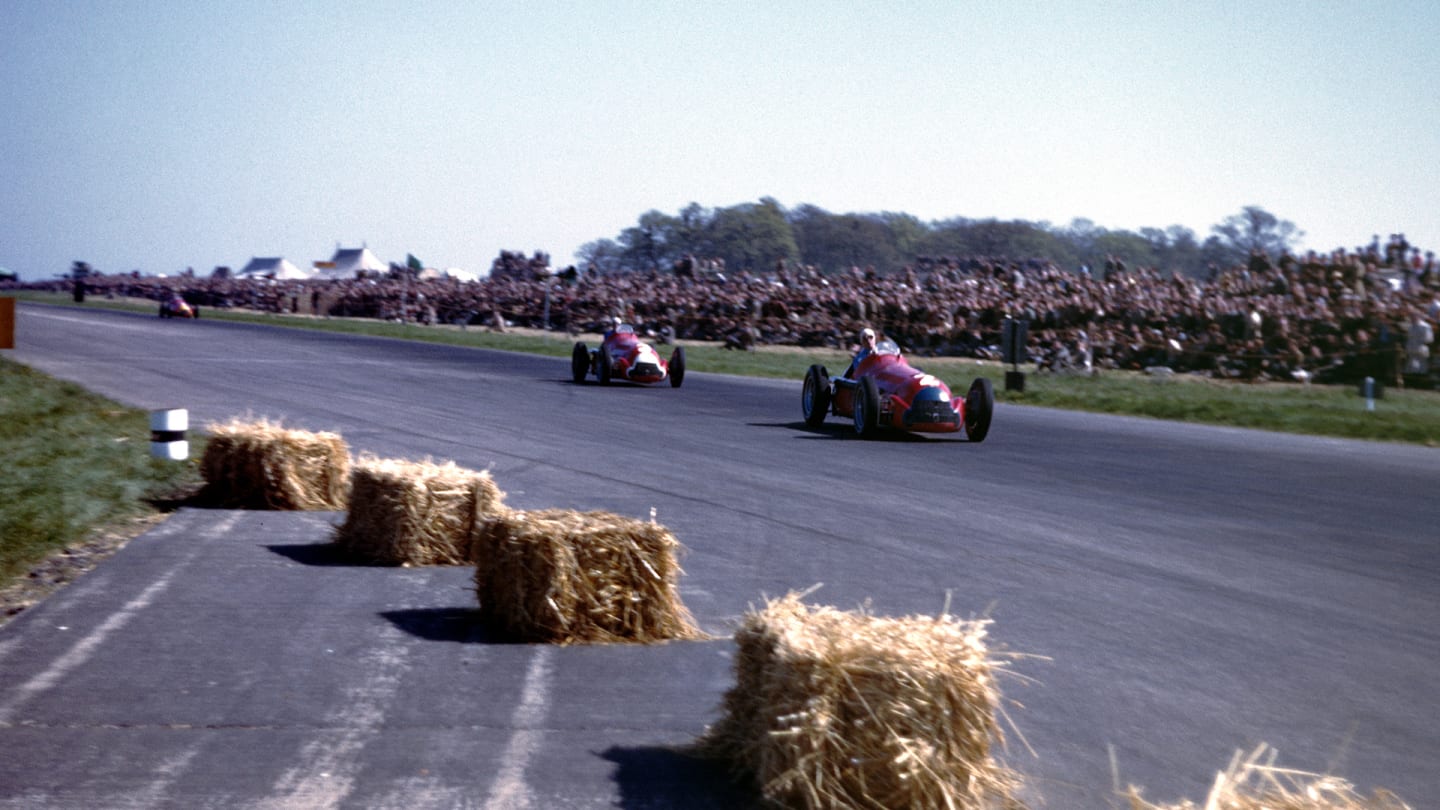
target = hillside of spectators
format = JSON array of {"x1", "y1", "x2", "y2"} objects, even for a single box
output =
[{"x1": 8, "y1": 243, "x2": 1437, "y2": 388}]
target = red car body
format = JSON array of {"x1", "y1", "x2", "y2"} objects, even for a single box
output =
[
  {"x1": 572, "y1": 325, "x2": 685, "y2": 387},
  {"x1": 158, "y1": 294, "x2": 198, "y2": 319},
  {"x1": 802, "y1": 340, "x2": 994, "y2": 440}
]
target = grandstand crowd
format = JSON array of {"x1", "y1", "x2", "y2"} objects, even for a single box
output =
[{"x1": 12, "y1": 239, "x2": 1439, "y2": 386}]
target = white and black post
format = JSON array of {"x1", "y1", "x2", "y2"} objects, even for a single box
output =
[{"x1": 150, "y1": 408, "x2": 189, "y2": 460}]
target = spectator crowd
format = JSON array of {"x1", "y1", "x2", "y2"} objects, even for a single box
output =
[{"x1": 12, "y1": 240, "x2": 1439, "y2": 387}]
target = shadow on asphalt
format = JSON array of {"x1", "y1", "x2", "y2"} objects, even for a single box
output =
[
  {"x1": 553, "y1": 377, "x2": 680, "y2": 390},
  {"x1": 747, "y1": 421, "x2": 952, "y2": 442},
  {"x1": 600, "y1": 745, "x2": 761, "y2": 809},
  {"x1": 379, "y1": 607, "x2": 520, "y2": 644},
  {"x1": 267, "y1": 543, "x2": 374, "y2": 567}
]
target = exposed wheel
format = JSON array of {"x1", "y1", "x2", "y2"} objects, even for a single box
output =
[
  {"x1": 802, "y1": 364, "x2": 831, "y2": 427},
  {"x1": 964, "y1": 377, "x2": 994, "y2": 442},
  {"x1": 158, "y1": 303, "x2": 168, "y2": 318},
  {"x1": 669, "y1": 346, "x2": 686, "y2": 388},
  {"x1": 192, "y1": 306, "x2": 200, "y2": 319},
  {"x1": 571, "y1": 342, "x2": 590, "y2": 383},
  {"x1": 853, "y1": 375, "x2": 880, "y2": 437},
  {"x1": 598, "y1": 346, "x2": 612, "y2": 385}
]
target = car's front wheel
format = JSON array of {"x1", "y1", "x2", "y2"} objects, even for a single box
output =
[
  {"x1": 669, "y1": 346, "x2": 686, "y2": 388},
  {"x1": 853, "y1": 375, "x2": 880, "y2": 437},
  {"x1": 802, "y1": 364, "x2": 830, "y2": 427},
  {"x1": 964, "y1": 377, "x2": 994, "y2": 442},
  {"x1": 598, "y1": 346, "x2": 612, "y2": 385},
  {"x1": 571, "y1": 342, "x2": 590, "y2": 383}
]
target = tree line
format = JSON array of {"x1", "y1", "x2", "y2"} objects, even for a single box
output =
[{"x1": 577, "y1": 199, "x2": 1305, "y2": 279}]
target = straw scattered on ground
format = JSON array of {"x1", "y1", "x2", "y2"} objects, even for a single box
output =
[
  {"x1": 333, "y1": 456, "x2": 506, "y2": 566},
  {"x1": 1122, "y1": 743, "x2": 1412, "y2": 810},
  {"x1": 198, "y1": 417, "x2": 350, "y2": 510},
  {"x1": 472, "y1": 508, "x2": 705, "y2": 644},
  {"x1": 699, "y1": 591, "x2": 1025, "y2": 810}
]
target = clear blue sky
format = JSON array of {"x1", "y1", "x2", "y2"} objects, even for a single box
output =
[{"x1": 3, "y1": 1, "x2": 1437, "y2": 280}]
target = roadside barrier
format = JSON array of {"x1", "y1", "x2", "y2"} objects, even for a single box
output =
[{"x1": 149, "y1": 408, "x2": 188, "y2": 460}]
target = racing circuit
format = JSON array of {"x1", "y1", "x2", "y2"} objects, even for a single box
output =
[{"x1": 2, "y1": 302, "x2": 1437, "y2": 808}]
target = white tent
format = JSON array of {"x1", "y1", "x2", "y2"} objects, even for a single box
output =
[
  {"x1": 237, "y1": 257, "x2": 310, "y2": 280},
  {"x1": 442, "y1": 267, "x2": 484, "y2": 282},
  {"x1": 313, "y1": 246, "x2": 387, "y2": 279}
]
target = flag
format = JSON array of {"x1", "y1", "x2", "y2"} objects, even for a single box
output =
[{"x1": 407, "y1": 253, "x2": 423, "y2": 272}]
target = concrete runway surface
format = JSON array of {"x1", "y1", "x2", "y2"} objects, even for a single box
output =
[{"x1": 3, "y1": 302, "x2": 1437, "y2": 808}]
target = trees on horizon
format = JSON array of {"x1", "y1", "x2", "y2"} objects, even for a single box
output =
[{"x1": 577, "y1": 200, "x2": 1308, "y2": 278}]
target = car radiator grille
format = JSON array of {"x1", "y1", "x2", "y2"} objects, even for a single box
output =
[{"x1": 904, "y1": 401, "x2": 959, "y2": 425}]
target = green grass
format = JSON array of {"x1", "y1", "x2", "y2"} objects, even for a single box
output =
[
  {"x1": 13, "y1": 291, "x2": 1440, "y2": 446},
  {"x1": 0, "y1": 354, "x2": 204, "y2": 585}
]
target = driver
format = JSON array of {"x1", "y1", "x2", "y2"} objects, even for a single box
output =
[
  {"x1": 845, "y1": 327, "x2": 879, "y2": 377},
  {"x1": 603, "y1": 316, "x2": 634, "y2": 339}
]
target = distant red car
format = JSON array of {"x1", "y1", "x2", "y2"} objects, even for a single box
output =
[
  {"x1": 158, "y1": 293, "x2": 198, "y2": 319},
  {"x1": 572, "y1": 324, "x2": 685, "y2": 387},
  {"x1": 801, "y1": 339, "x2": 993, "y2": 440}
]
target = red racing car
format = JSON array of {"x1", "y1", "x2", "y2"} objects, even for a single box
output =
[
  {"x1": 158, "y1": 293, "x2": 198, "y2": 319},
  {"x1": 572, "y1": 324, "x2": 686, "y2": 387},
  {"x1": 801, "y1": 339, "x2": 994, "y2": 440}
]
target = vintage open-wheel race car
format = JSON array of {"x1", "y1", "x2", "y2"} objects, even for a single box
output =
[
  {"x1": 802, "y1": 339, "x2": 993, "y2": 441},
  {"x1": 572, "y1": 324, "x2": 685, "y2": 387}
]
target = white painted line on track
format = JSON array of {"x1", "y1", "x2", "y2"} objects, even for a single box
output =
[
  {"x1": 0, "y1": 571, "x2": 179, "y2": 724},
  {"x1": 111, "y1": 747, "x2": 202, "y2": 810},
  {"x1": 481, "y1": 646, "x2": 554, "y2": 810},
  {"x1": 256, "y1": 623, "x2": 414, "y2": 810},
  {"x1": 368, "y1": 778, "x2": 479, "y2": 810},
  {"x1": 0, "y1": 512, "x2": 236, "y2": 725}
]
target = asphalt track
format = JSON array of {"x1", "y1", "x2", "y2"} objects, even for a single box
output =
[{"x1": 3, "y1": 302, "x2": 1438, "y2": 809}]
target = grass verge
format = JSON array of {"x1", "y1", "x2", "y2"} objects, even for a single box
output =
[
  {"x1": 0, "y1": 353, "x2": 204, "y2": 618},
  {"x1": 12, "y1": 291, "x2": 1440, "y2": 445}
]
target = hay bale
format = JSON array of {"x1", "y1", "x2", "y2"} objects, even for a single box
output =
[
  {"x1": 700, "y1": 592, "x2": 1021, "y2": 810},
  {"x1": 472, "y1": 509, "x2": 704, "y2": 644},
  {"x1": 199, "y1": 418, "x2": 350, "y2": 510},
  {"x1": 333, "y1": 456, "x2": 507, "y2": 566},
  {"x1": 1123, "y1": 743, "x2": 1411, "y2": 810}
]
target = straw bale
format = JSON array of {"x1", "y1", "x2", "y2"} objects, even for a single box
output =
[
  {"x1": 199, "y1": 417, "x2": 350, "y2": 510},
  {"x1": 333, "y1": 456, "x2": 507, "y2": 566},
  {"x1": 472, "y1": 509, "x2": 704, "y2": 644},
  {"x1": 700, "y1": 592, "x2": 1022, "y2": 810},
  {"x1": 1123, "y1": 743, "x2": 1411, "y2": 810}
]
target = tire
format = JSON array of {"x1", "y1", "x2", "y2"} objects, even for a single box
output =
[
  {"x1": 964, "y1": 377, "x2": 994, "y2": 442},
  {"x1": 192, "y1": 306, "x2": 200, "y2": 319},
  {"x1": 571, "y1": 342, "x2": 589, "y2": 383},
  {"x1": 669, "y1": 346, "x2": 686, "y2": 388},
  {"x1": 159, "y1": 303, "x2": 168, "y2": 318},
  {"x1": 853, "y1": 375, "x2": 880, "y2": 437},
  {"x1": 802, "y1": 364, "x2": 831, "y2": 427},
  {"x1": 598, "y1": 346, "x2": 612, "y2": 385}
]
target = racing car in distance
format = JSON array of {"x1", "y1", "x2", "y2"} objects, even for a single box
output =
[
  {"x1": 158, "y1": 293, "x2": 198, "y2": 319},
  {"x1": 801, "y1": 338, "x2": 994, "y2": 441},
  {"x1": 572, "y1": 324, "x2": 685, "y2": 387}
]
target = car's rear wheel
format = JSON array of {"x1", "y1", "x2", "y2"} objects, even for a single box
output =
[
  {"x1": 598, "y1": 346, "x2": 612, "y2": 385},
  {"x1": 802, "y1": 364, "x2": 830, "y2": 427},
  {"x1": 571, "y1": 342, "x2": 589, "y2": 383},
  {"x1": 964, "y1": 377, "x2": 994, "y2": 442},
  {"x1": 669, "y1": 346, "x2": 686, "y2": 388},
  {"x1": 853, "y1": 375, "x2": 880, "y2": 437}
]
